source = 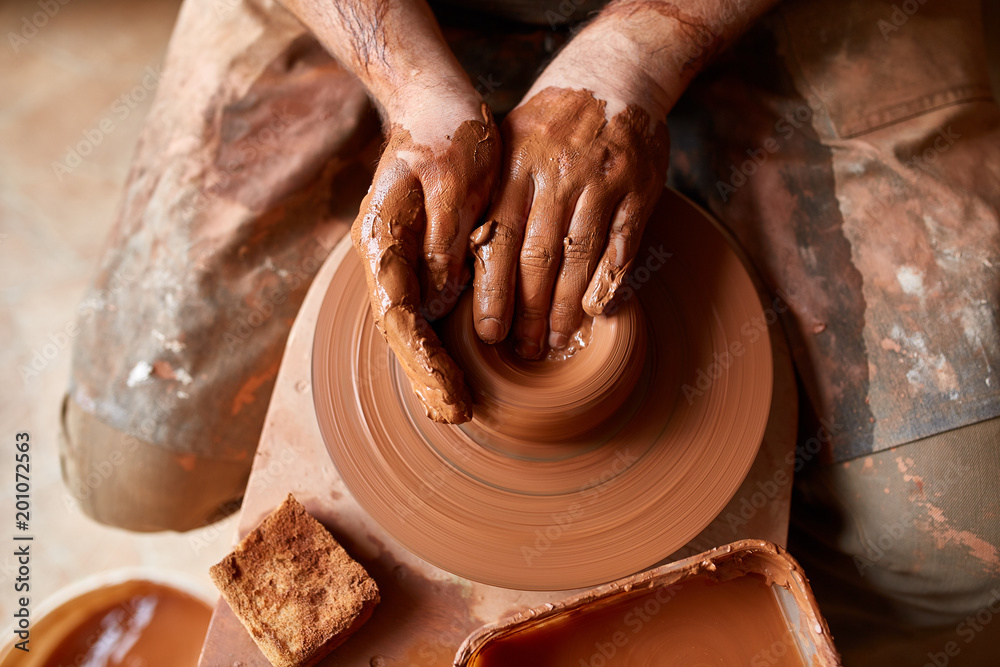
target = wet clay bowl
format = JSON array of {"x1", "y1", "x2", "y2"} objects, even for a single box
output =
[
  {"x1": 0, "y1": 567, "x2": 213, "y2": 666},
  {"x1": 441, "y1": 292, "x2": 648, "y2": 449},
  {"x1": 312, "y1": 188, "x2": 774, "y2": 590},
  {"x1": 455, "y1": 540, "x2": 841, "y2": 666}
]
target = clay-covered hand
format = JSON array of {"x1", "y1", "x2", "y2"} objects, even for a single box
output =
[
  {"x1": 352, "y1": 104, "x2": 500, "y2": 423},
  {"x1": 471, "y1": 86, "x2": 670, "y2": 357}
]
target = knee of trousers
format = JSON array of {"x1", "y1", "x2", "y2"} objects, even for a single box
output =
[
  {"x1": 792, "y1": 417, "x2": 1000, "y2": 627},
  {"x1": 58, "y1": 394, "x2": 250, "y2": 532}
]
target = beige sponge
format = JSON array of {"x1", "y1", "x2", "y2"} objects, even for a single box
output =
[{"x1": 210, "y1": 494, "x2": 379, "y2": 667}]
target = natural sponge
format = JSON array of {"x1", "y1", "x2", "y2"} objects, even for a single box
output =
[{"x1": 209, "y1": 494, "x2": 379, "y2": 667}]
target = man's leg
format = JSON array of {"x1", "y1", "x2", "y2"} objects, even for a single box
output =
[
  {"x1": 668, "y1": 0, "x2": 1000, "y2": 659},
  {"x1": 60, "y1": 0, "x2": 381, "y2": 531},
  {"x1": 790, "y1": 419, "x2": 1000, "y2": 666},
  {"x1": 59, "y1": 0, "x2": 568, "y2": 532}
]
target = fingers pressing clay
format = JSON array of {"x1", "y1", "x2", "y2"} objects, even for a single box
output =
[
  {"x1": 512, "y1": 189, "x2": 575, "y2": 358},
  {"x1": 548, "y1": 187, "x2": 613, "y2": 349},
  {"x1": 475, "y1": 87, "x2": 670, "y2": 354},
  {"x1": 421, "y1": 197, "x2": 463, "y2": 315},
  {"x1": 352, "y1": 108, "x2": 499, "y2": 424},
  {"x1": 352, "y1": 159, "x2": 471, "y2": 423},
  {"x1": 471, "y1": 170, "x2": 534, "y2": 345},
  {"x1": 583, "y1": 193, "x2": 648, "y2": 317}
]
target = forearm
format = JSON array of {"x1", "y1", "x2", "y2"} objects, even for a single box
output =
[
  {"x1": 278, "y1": 0, "x2": 479, "y2": 122},
  {"x1": 531, "y1": 0, "x2": 780, "y2": 120}
]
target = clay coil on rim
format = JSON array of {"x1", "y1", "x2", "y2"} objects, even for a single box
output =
[{"x1": 312, "y1": 189, "x2": 773, "y2": 590}]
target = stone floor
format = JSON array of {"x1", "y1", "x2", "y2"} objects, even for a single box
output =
[{"x1": 0, "y1": 0, "x2": 235, "y2": 622}]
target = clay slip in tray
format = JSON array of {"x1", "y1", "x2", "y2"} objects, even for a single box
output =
[{"x1": 455, "y1": 539, "x2": 841, "y2": 666}]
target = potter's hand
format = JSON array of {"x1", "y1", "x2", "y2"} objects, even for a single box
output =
[
  {"x1": 470, "y1": 0, "x2": 778, "y2": 357},
  {"x1": 276, "y1": 0, "x2": 501, "y2": 421},
  {"x1": 471, "y1": 85, "x2": 669, "y2": 358},
  {"x1": 352, "y1": 104, "x2": 500, "y2": 424}
]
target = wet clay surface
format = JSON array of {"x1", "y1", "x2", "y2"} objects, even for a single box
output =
[
  {"x1": 314, "y1": 189, "x2": 772, "y2": 590},
  {"x1": 470, "y1": 574, "x2": 803, "y2": 666},
  {"x1": 457, "y1": 540, "x2": 840, "y2": 667},
  {"x1": 3, "y1": 581, "x2": 211, "y2": 667},
  {"x1": 440, "y1": 292, "x2": 646, "y2": 446},
  {"x1": 199, "y1": 187, "x2": 798, "y2": 665},
  {"x1": 351, "y1": 104, "x2": 499, "y2": 425}
]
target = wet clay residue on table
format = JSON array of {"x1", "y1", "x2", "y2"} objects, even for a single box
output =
[{"x1": 314, "y1": 189, "x2": 773, "y2": 590}]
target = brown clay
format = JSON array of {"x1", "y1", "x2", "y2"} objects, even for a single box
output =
[
  {"x1": 472, "y1": 575, "x2": 801, "y2": 665},
  {"x1": 350, "y1": 103, "x2": 499, "y2": 424},
  {"x1": 470, "y1": 87, "x2": 670, "y2": 356},
  {"x1": 314, "y1": 189, "x2": 773, "y2": 590},
  {"x1": 1, "y1": 580, "x2": 211, "y2": 667},
  {"x1": 440, "y1": 290, "x2": 646, "y2": 445},
  {"x1": 456, "y1": 540, "x2": 841, "y2": 666}
]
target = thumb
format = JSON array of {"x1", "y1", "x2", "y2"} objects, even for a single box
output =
[{"x1": 352, "y1": 158, "x2": 472, "y2": 423}]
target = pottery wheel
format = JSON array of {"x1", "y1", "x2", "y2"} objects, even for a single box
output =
[{"x1": 312, "y1": 189, "x2": 772, "y2": 590}]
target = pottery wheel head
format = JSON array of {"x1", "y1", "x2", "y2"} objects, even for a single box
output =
[
  {"x1": 312, "y1": 189, "x2": 773, "y2": 590},
  {"x1": 440, "y1": 293, "x2": 647, "y2": 447}
]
